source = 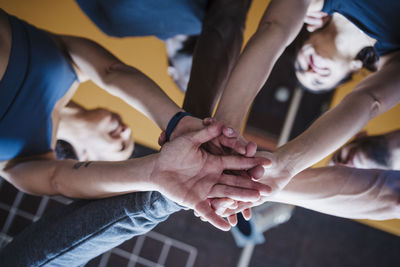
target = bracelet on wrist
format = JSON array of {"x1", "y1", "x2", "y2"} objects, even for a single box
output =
[{"x1": 165, "y1": 111, "x2": 194, "y2": 142}]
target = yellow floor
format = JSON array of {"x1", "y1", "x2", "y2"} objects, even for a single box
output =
[{"x1": 2, "y1": 0, "x2": 399, "y2": 236}]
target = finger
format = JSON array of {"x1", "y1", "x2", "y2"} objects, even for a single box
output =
[
  {"x1": 248, "y1": 165, "x2": 265, "y2": 180},
  {"x1": 190, "y1": 123, "x2": 223, "y2": 146},
  {"x1": 195, "y1": 200, "x2": 231, "y2": 231},
  {"x1": 242, "y1": 208, "x2": 252, "y2": 220},
  {"x1": 228, "y1": 214, "x2": 238, "y2": 226},
  {"x1": 220, "y1": 202, "x2": 254, "y2": 217},
  {"x1": 218, "y1": 136, "x2": 246, "y2": 155},
  {"x1": 211, "y1": 198, "x2": 238, "y2": 215},
  {"x1": 208, "y1": 185, "x2": 261, "y2": 202},
  {"x1": 245, "y1": 141, "x2": 257, "y2": 157},
  {"x1": 220, "y1": 155, "x2": 271, "y2": 170},
  {"x1": 203, "y1": 117, "x2": 215, "y2": 126},
  {"x1": 158, "y1": 131, "x2": 167, "y2": 146},
  {"x1": 219, "y1": 174, "x2": 271, "y2": 195},
  {"x1": 222, "y1": 126, "x2": 238, "y2": 138},
  {"x1": 304, "y1": 16, "x2": 324, "y2": 27}
]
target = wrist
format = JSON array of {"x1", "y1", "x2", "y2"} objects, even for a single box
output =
[
  {"x1": 148, "y1": 153, "x2": 167, "y2": 193},
  {"x1": 169, "y1": 114, "x2": 203, "y2": 140},
  {"x1": 165, "y1": 111, "x2": 194, "y2": 141}
]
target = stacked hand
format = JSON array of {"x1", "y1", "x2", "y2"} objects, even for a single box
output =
[
  {"x1": 153, "y1": 120, "x2": 271, "y2": 230},
  {"x1": 159, "y1": 116, "x2": 296, "y2": 226}
]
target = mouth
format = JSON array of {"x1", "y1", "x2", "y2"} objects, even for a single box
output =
[{"x1": 308, "y1": 55, "x2": 330, "y2": 77}]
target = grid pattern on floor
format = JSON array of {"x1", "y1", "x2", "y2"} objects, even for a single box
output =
[{"x1": 0, "y1": 178, "x2": 197, "y2": 267}]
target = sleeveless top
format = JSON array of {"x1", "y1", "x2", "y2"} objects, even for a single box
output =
[
  {"x1": 322, "y1": 0, "x2": 400, "y2": 56},
  {"x1": 76, "y1": 0, "x2": 208, "y2": 40},
  {"x1": 0, "y1": 14, "x2": 77, "y2": 160}
]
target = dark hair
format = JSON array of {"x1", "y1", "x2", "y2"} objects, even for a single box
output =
[
  {"x1": 350, "y1": 135, "x2": 391, "y2": 167},
  {"x1": 55, "y1": 140, "x2": 78, "y2": 160},
  {"x1": 355, "y1": 46, "x2": 379, "y2": 72}
]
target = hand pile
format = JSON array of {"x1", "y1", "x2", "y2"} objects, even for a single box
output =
[{"x1": 155, "y1": 115, "x2": 294, "y2": 231}]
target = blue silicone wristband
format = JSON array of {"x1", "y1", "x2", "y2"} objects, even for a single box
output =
[{"x1": 165, "y1": 111, "x2": 193, "y2": 142}]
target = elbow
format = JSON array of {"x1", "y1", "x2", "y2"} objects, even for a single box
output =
[{"x1": 347, "y1": 89, "x2": 383, "y2": 119}]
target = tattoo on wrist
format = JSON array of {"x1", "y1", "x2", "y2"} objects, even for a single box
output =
[{"x1": 73, "y1": 161, "x2": 92, "y2": 169}]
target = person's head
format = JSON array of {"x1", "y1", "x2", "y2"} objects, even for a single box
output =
[
  {"x1": 295, "y1": 13, "x2": 378, "y2": 92},
  {"x1": 331, "y1": 131, "x2": 400, "y2": 170},
  {"x1": 58, "y1": 103, "x2": 134, "y2": 161}
]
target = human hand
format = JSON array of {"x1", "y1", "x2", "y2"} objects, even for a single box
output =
[
  {"x1": 152, "y1": 122, "x2": 271, "y2": 231},
  {"x1": 205, "y1": 150, "x2": 294, "y2": 223},
  {"x1": 304, "y1": 11, "x2": 330, "y2": 32},
  {"x1": 159, "y1": 116, "x2": 256, "y2": 157}
]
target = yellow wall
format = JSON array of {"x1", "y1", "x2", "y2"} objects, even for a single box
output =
[
  {"x1": 0, "y1": 0, "x2": 269, "y2": 149},
  {"x1": 3, "y1": 0, "x2": 398, "y2": 235}
]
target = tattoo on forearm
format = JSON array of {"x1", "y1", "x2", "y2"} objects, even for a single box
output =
[{"x1": 73, "y1": 161, "x2": 92, "y2": 169}]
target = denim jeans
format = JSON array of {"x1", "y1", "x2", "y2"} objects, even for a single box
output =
[{"x1": 0, "y1": 191, "x2": 181, "y2": 267}]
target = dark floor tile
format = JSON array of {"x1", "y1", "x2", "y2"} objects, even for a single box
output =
[
  {"x1": 139, "y1": 236, "x2": 164, "y2": 263},
  {"x1": 19, "y1": 194, "x2": 43, "y2": 215},
  {"x1": 85, "y1": 255, "x2": 102, "y2": 267},
  {"x1": 107, "y1": 253, "x2": 129, "y2": 266},
  {"x1": 118, "y1": 236, "x2": 137, "y2": 252},
  {"x1": 0, "y1": 181, "x2": 19, "y2": 206},
  {"x1": 0, "y1": 208, "x2": 9, "y2": 229},
  {"x1": 164, "y1": 246, "x2": 189, "y2": 267},
  {"x1": 8, "y1": 214, "x2": 33, "y2": 236}
]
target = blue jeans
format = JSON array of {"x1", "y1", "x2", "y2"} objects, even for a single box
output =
[{"x1": 0, "y1": 191, "x2": 181, "y2": 266}]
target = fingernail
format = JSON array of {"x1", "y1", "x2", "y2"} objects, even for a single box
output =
[{"x1": 226, "y1": 128, "x2": 234, "y2": 135}]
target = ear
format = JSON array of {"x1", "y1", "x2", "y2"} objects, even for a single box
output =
[{"x1": 350, "y1": 59, "x2": 363, "y2": 71}]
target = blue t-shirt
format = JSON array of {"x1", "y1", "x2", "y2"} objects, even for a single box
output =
[
  {"x1": 0, "y1": 14, "x2": 77, "y2": 160},
  {"x1": 76, "y1": 0, "x2": 208, "y2": 40},
  {"x1": 322, "y1": 0, "x2": 400, "y2": 55}
]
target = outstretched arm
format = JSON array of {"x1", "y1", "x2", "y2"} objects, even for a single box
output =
[
  {"x1": 215, "y1": 164, "x2": 400, "y2": 220},
  {"x1": 261, "y1": 51, "x2": 400, "y2": 192},
  {"x1": 270, "y1": 166, "x2": 400, "y2": 220},
  {"x1": 1, "y1": 123, "x2": 270, "y2": 230},
  {"x1": 214, "y1": 0, "x2": 314, "y2": 130},
  {"x1": 56, "y1": 34, "x2": 181, "y2": 131}
]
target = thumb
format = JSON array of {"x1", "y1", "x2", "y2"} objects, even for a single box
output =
[{"x1": 189, "y1": 122, "x2": 223, "y2": 146}]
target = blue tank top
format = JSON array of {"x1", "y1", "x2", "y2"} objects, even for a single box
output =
[
  {"x1": 0, "y1": 14, "x2": 77, "y2": 160},
  {"x1": 76, "y1": 0, "x2": 208, "y2": 40},
  {"x1": 322, "y1": 0, "x2": 400, "y2": 56}
]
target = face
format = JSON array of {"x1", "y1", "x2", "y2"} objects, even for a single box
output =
[
  {"x1": 72, "y1": 108, "x2": 134, "y2": 161},
  {"x1": 295, "y1": 16, "x2": 365, "y2": 92},
  {"x1": 331, "y1": 136, "x2": 392, "y2": 169}
]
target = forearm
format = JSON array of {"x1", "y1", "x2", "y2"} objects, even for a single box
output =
[
  {"x1": 270, "y1": 166, "x2": 400, "y2": 220},
  {"x1": 276, "y1": 53, "x2": 400, "y2": 176},
  {"x1": 214, "y1": 0, "x2": 310, "y2": 130},
  {"x1": 95, "y1": 64, "x2": 181, "y2": 131},
  {"x1": 6, "y1": 155, "x2": 160, "y2": 199},
  {"x1": 183, "y1": 0, "x2": 249, "y2": 118}
]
